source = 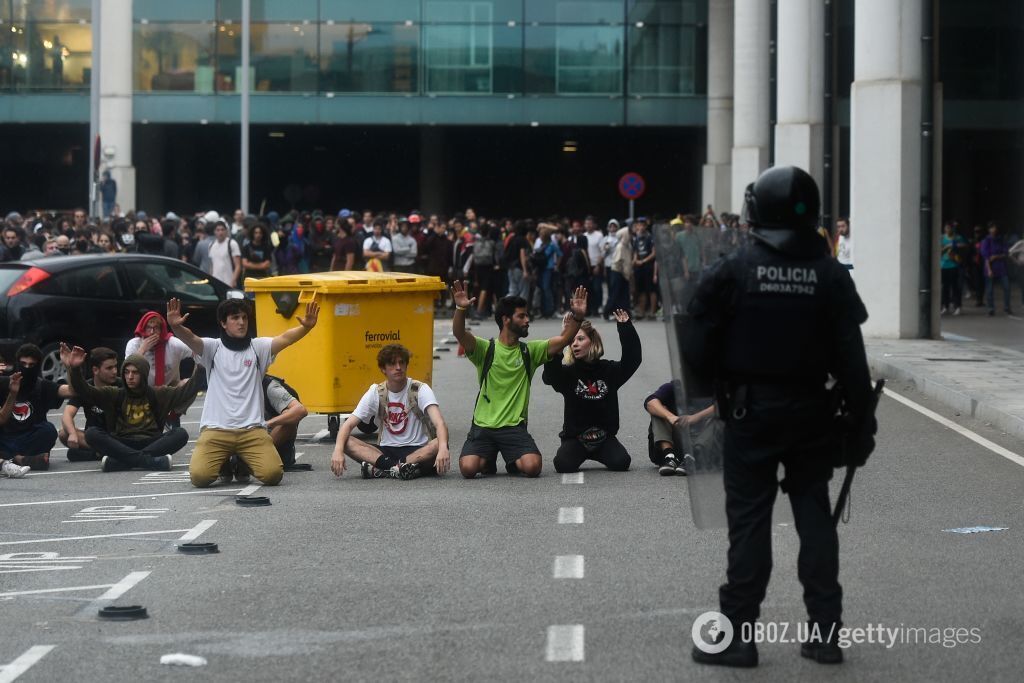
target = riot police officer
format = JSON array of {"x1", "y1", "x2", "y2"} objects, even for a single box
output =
[{"x1": 687, "y1": 166, "x2": 875, "y2": 667}]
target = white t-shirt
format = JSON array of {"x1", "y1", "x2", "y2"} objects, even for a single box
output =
[
  {"x1": 836, "y1": 234, "x2": 853, "y2": 266},
  {"x1": 125, "y1": 335, "x2": 194, "y2": 386},
  {"x1": 362, "y1": 235, "x2": 393, "y2": 254},
  {"x1": 209, "y1": 238, "x2": 241, "y2": 286},
  {"x1": 352, "y1": 379, "x2": 438, "y2": 448},
  {"x1": 585, "y1": 230, "x2": 604, "y2": 266},
  {"x1": 197, "y1": 337, "x2": 274, "y2": 429}
]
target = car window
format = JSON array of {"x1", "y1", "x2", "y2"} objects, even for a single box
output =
[
  {"x1": 124, "y1": 262, "x2": 219, "y2": 303},
  {"x1": 32, "y1": 264, "x2": 124, "y2": 299}
]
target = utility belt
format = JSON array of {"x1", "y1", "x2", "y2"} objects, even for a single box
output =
[{"x1": 716, "y1": 379, "x2": 825, "y2": 421}]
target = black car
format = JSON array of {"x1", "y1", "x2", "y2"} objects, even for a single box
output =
[{"x1": 0, "y1": 254, "x2": 239, "y2": 382}]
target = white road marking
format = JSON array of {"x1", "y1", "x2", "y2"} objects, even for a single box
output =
[
  {"x1": 237, "y1": 483, "x2": 262, "y2": 496},
  {"x1": 178, "y1": 519, "x2": 218, "y2": 542},
  {"x1": 546, "y1": 625, "x2": 585, "y2": 662},
  {"x1": 0, "y1": 552, "x2": 95, "y2": 574},
  {"x1": 0, "y1": 528, "x2": 198, "y2": 547},
  {"x1": 76, "y1": 570, "x2": 151, "y2": 617},
  {"x1": 0, "y1": 645, "x2": 56, "y2": 683},
  {"x1": 132, "y1": 471, "x2": 192, "y2": 485},
  {"x1": 0, "y1": 489, "x2": 246, "y2": 509},
  {"x1": 0, "y1": 582, "x2": 124, "y2": 598},
  {"x1": 553, "y1": 555, "x2": 584, "y2": 579},
  {"x1": 27, "y1": 463, "x2": 190, "y2": 477},
  {"x1": 558, "y1": 507, "x2": 584, "y2": 524},
  {"x1": 63, "y1": 505, "x2": 169, "y2": 524},
  {"x1": 884, "y1": 387, "x2": 1024, "y2": 468},
  {"x1": 940, "y1": 332, "x2": 976, "y2": 342},
  {"x1": 561, "y1": 472, "x2": 584, "y2": 484}
]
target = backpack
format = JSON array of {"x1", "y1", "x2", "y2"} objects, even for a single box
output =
[
  {"x1": 529, "y1": 247, "x2": 548, "y2": 273},
  {"x1": 475, "y1": 338, "x2": 532, "y2": 408},
  {"x1": 474, "y1": 237, "x2": 496, "y2": 266},
  {"x1": 263, "y1": 374, "x2": 300, "y2": 418},
  {"x1": 374, "y1": 380, "x2": 437, "y2": 441},
  {"x1": 567, "y1": 246, "x2": 588, "y2": 278}
]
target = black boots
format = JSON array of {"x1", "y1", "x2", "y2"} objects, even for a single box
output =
[{"x1": 691, "y1": 639, "x2": 759, "y2": 668}]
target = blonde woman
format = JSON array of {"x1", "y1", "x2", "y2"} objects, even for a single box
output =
[{"x1": 541, "y1": 309, "x2": 642, "y2": 472}]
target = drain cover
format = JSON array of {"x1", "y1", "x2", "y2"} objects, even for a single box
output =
[
  {"x1": 235, "y1": 496, "x2": 271, "y2": 507},
  {"x1": 177, "y1": 542, "x2": 219, "y2": 554},
  {"x1": 99, "y1": 605, "x2": 149, "y2": 620}
]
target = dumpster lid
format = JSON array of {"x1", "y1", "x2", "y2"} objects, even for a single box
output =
[{"x1": 245, "y1": 271, "x2": 446, "y2": 294}]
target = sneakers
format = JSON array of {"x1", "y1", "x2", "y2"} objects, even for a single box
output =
[
  {"x1": 398, "y1": 462, "x2": 423, "y2": 480},
  {"x1": 233, "y1": 457, "x2": 252, "y2": 484},
  {"x1": 952, "y1": 307, "x2": 961, "y2": 316},
  {"x1": 1, "y1": 460, "x2": 30, "y2": 478},
  {"x1": 360, "y1": 461, "x2": 397, "y2": 479},
  {"x1": 692, "y1": 639, "x2": 759, "y2": 668},
  {"x1": 940, "y1": 306, "x2": 948, "y2": 316},
  {"x1": 217, "y1": 459, "x2": 233, "y2": 485},
  {"x1": 101, "y1": 456, "x2": 128, "y2": 473},
  {"x1": 25, "y1": 453, "x2": 49, "y2": 471},
  {"x1": 659, "y1": 455, "x2": 681, "y2": 476},
  {"x1": 149, "y1": 455, "x2": 172, "y2": 472}
]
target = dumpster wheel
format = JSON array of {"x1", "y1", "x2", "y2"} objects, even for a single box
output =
[{"x1": 328, "y1": 414, "x2": 340, "y2": 439}]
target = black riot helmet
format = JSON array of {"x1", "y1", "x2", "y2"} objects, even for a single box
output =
[{"x1": 742, "y1": 165, "x2": 820, "y2": 231}]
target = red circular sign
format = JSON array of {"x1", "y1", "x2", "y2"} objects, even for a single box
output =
[{"x1": 618, "y1": 172, "x2": 646, "y2": 200}]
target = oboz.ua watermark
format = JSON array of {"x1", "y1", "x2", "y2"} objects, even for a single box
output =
[{"x1": 692, "y1": 612, "x2": 983, "y2": 652}]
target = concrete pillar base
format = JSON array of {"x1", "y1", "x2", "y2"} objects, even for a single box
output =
[
  {"x1": 702, "y1": 163, "x2": 732, "y2": 214},
  {"x1": 774, "y1": 122, "x2": 823, "y2": 188},
  {"x1": 731, "y1": 146, "x2": 769, "y2": 212}
]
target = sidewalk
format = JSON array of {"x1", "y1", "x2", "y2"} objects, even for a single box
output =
[{"x1": 866, "y1": 311, "x2": 1024, "y2": 442}]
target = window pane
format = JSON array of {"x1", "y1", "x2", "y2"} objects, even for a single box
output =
[
  {"x1": 527, "y1": 1, "x2": 623, "y2": 24},
  {"x1": 628, "y1": 0, "x2": 700, "y2": 25},
  {"x1": 424, "y1": 3, "x2": 496, "y2": 94},
  {"x1": 319, "y1": 23, "x2": 419, "y2": 93},
  {"x1": 126, "y1": 263, "x2": 219, "y2": 303},
  {"x1": 12, "y1": 0, "x2": 91, "y2": 22},
  {"x1": 556, "y1": 25, "x2": 623, "y2": 94},
  {"x1": 424, "y1": 0, "x2": 522, "y2": 24},
  {"x1": 219, "y1": 0, "x2": 319, "y2": 22},
  {"x1": 135, "y1": 0, "x2": 216, "y2": 22},
  {"x1": 9, "y1": 22, "x2": 92, "y2": 91},
  {"x1": 134, "y1": 23, "x2": 216, "y2": 92},
  {"x1": 249, "y1": 23, "x2": 319, "y2": 92},
  {"x1": 34, "y1": 265, "x2": 122, "y2": 299},
  {"x1": 321, "y1": 0, "x2": 421, "y2": 23},
  {"x1": 628, "y1": 24, "x2": 696, "y2": 95}
]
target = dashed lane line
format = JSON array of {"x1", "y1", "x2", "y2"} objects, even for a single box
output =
[
  {"x1": 75, "y1": 570, "x2": 152, "y2": 617},
  {"x1": 0, "y1": 645, "x2": 56, "y2": 683},
  {"x1": 558, "y1": 507, "x2": 584, "y2": 524},
  {"x1": 546, "y1": 625, "x2": 585, "y2": 662},
  {"x1": 561, "y1": 473, "x2": 584, "y2": 484},
  {"x1": 553, "y1": 555, "x2": 584, "y2": 579}
]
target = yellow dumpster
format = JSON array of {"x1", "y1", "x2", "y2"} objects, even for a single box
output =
[{"x1": 246, "y1": 271, "x2": 446, "y2": 435}]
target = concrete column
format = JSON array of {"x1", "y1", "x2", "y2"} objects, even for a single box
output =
[
  {"x1": 850, "y1": 0, "x2": 922, "y2": 337},
  {"x1": 98, "y1": 0, "x2": 135, "y2": 212},
  {"x1": 774, "y1": 0, "x2": 824, "y2": 187},
  {"x1": 419, "y1": 127, "x2": 445, "y2": 214},
  {"x1": 731, "y1": 0, "x2": 771, "y2": 212},
  {"x1": 702, "y1": 0, "x2": 733, "y2": 212}
]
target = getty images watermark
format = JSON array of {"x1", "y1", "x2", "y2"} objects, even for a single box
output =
[{"x1": 692, "y1": 612, "x2": 982, "y2": 652}]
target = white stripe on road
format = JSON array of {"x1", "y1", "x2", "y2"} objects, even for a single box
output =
[
  {"x1": 27, "y1": 463, "x2": 190, "y2": 477},
  {"x1": 0, "y1": 583, "x2": 122, "y2": 598},
  {"x1": 76, "y1": 570, "x2": 151, "y2": 617},
  {"x1": 553, "y1": 555, "x2": 584, "y2": 579},
  {"x1": 558, "y1": 507, "x2": 584, "y2": 524},
  {"x1": 0, "y1": 489, "x2": 247, "y2": 508},
  {"x1": 178, "y1": 519, "x2": 218, "y2": 542},
  {"x1": 237, "y1": 483, "x2": 262, "y2": 496},
  {"x1": 546, "y1": 625, "x2": 585, "y2": 662},
  {"x1": 561, "y1": 473, "x2": 584, "y2": 484},
  {"x1": 0, "y1": 528, "x2": 197, "y2": 547},
  {"x1": 0, "y1": 645, "x2": 56, "y2": 683},
  {"x1": 884, "y1": 387, "x2": 1024, "y2": 468}
]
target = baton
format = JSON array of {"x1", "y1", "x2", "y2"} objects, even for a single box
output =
[{"x1": 832, "y1": 379, "x2": 885, "y2": 526}]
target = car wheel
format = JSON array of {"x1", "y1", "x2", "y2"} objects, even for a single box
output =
[{"x1": 40, "y1": 342, "x2": 68, "y2": 384}]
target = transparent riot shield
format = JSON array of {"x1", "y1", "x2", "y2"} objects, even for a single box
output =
[{"x1": 653, "y1": 220, "x2": 791, "y2": 529}]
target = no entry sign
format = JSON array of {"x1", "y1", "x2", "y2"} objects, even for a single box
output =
[{"x1": 618, "y1": 172, "x2": 646, "y2": 200}]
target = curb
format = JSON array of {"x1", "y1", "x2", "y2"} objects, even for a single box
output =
[{"x1": 867, "y1": 351, "x2": 1024, "y2": 443}]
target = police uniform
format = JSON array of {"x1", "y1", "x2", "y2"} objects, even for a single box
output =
[{"x1": 687, "y1": 166, "x2": 874, "y2": 667}]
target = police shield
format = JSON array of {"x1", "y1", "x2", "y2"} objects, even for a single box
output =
[{"x1": 653, "y1": 219, "x2": 792, "y2": 529}]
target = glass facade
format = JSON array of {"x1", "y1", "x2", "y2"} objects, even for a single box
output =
[
  {"x1": 0, "y1": 0, "x2": 93, "y2": 91},
  {"x1": 128, "y1": 0, "x2": 705, "y2": 96}
]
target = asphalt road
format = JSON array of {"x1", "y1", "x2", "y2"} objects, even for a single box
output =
[{"x1": 1, "y1": 317, "x2": 1022, "y2": 682}]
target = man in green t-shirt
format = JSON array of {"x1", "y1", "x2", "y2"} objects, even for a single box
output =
[{"x1": 451, "y1": 279, "x2": 587, "y2": 478}]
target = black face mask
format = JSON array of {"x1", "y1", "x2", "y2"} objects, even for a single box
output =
[
  {"x1": 219, "y1": 331, "x2": 252, "y2": 352},
  {"x1": 16, "y1": 362, "x2": 39, "y2": 390}
]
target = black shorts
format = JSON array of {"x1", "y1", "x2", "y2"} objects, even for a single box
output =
[
  {"x1": 634, "y1": 264, "x2": 655, "y2": 293},
  {"x1": 377, "y1": 444, "x2": 422, "y2": 469},
  {"x1": 459, "y1": 423, "x2": 540, "y2": 464}
]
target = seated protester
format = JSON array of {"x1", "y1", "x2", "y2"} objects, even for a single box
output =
[
  {"x1": 541, "y1": 309, "x2": 642, "y2": 473},
  {"x1": 644, "y1": 381, "x2": 715, "y2": 476},
  {"x1": 451, "y1": 282, "x2": 589, "y2": 478},
  {"x1": 126, "y1": 311, "x2": 195, "y2": 428},
  {"x1": 59, "y1": 346, "x2": 120, "y2": 461},
  {"x1": 0, "y1": 372, "x2": 31, "y2": 478},
  {"x1": 62, "y1": 347, "x2": 202, "y2": 472},
  {"x1": 263, "y1": 374, "x2": 307, "y2": 468},
  {"x1": 168, "y1": 296, "x2": 320, "y2": 488},
  {"x1": 0, "y1": 343, "x2": 73, "y2": 470},
  {"x1": 330, "y1": 343, "x2": 450, "y2": 481}
]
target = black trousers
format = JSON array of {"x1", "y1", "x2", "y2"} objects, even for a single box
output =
[
  {"x1": 718, "y1": 394, "x2": 842, "y2": 630},
  {"x1": 553, "y1": 436, "x2": 631, "y2": 473},
  {"x1": 85, "y1": 426, "x2": 189, "y2": 469}
]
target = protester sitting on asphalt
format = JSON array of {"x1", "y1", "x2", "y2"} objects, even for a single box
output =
[
  {"x1": 263, "y1": 374, "x2": 307, "y2": 469},
  {"x1": 59, "y1": 346, "x2": 120, "y2": 462},
  {"x1": 0, "y1": 373, "x2": 31, "y2": 478},
  {"x1": 62, "y1": 346, "x2": 202, "y2": 472},
  {"x1": 168, "y1": 296, "x2": 319, "y2": 488},
  {"x1": 644, "y1": 382, "x2": 715, "y2": 476},
  {"x1": 0, "y1": 343, "x2": 74, "y2": 471},
  {"x1": 542, "y1": 309, "x2": 642, "y2": 473},
  {"x1": 126, "y1": 311, "x2": 195, "y2": 428},
  {"x1": 451, "y1": 281, "x2": 588, "y2": 478},
  {"x1": 331, "y1": 343, "x2": 450, "y2": 481}
]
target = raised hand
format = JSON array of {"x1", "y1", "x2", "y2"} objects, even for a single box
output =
[
  {"x1": 298, "y1": 300, "x2": 320, "y2": 329},
  {"x1": 561, "y1": 311, "x2": 574, "y2": 331},
  {"x1": 166, "y1": 298, "x2": 189, "y2": 328},
  {"x1": 612, "y1": 309, "x2": 630, "y2": 323},
  {"x1": 450, "y1": 280, "x2": 477, "y2": 310},
  {"x1": 60, "y1": 343, "x2": 86, "y2": 368},
  {"x1": 569, "y1": 286, "x2": 588, "y2": 320},
  {"x1": 8, "y1": 371, "x2": 21, "y2": 395}
]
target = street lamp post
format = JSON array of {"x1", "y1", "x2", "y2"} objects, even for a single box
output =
[
  {"x1": 240, "y1": 0, "x2": 251, "y2": 215},
  {"x1": 88, "y1": 0, "x2": 101, "y2": 217}
]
